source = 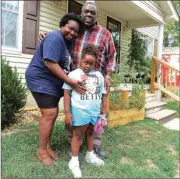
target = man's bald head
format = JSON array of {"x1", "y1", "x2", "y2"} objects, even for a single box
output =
[{"x1": 81, "y1": 1, "x2": 98, "y2": 29}]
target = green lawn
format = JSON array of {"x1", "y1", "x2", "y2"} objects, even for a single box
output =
[
  {"x1": 2, "y1": 119, "x2": 179, "y2": 178},
  {"x1": 167, "y1": 101, "x2": 180, "y2": 117}
]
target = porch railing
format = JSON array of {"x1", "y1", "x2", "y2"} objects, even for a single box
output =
[{"x1": 150, "y1": 56, "x2": 180, "y2": 102}]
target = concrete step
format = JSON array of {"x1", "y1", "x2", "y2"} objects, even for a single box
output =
[
  {"x1": 145, "y1": 101, "x2": 166, "y2": 115},
  {"x1": 146, "y1": 109, "x2": 177, "y2": 124},
  {"x1": 163, "y1": 118, "x2": 180, "y2": 131},
  {"x1": 145, "y1": 93, "x2": 156, "y2": 103}
]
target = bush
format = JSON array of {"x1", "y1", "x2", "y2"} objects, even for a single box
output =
[
  {"x1": 127, "y1": 30, "x2": 149, "y2": 72},
  {"x1": 2, "y1": 58, "x2": 27, "y2": 129}
]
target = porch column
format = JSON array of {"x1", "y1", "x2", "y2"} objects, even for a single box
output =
[{"x1": 156, "y1": 22, "x2": 164, "y2": 101}]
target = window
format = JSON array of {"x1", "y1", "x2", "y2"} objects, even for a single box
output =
[
  {"x1": 68, "y1": 0, "x2": 82, "y2": 15},
  {"x1": 2, "y1": 1, "x2": 19, "y2": 48},
  {"x1": 107, "y1": 16, "x2": 121, "y2": 68}
]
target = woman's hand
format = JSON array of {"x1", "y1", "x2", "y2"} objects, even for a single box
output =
[
  {"x1": 70, "y1": 80, "x2": 86, "y2": 94},
  {"x1": 65, "y1": 112, "x2": 73, "y2": 126},
  {"x1": 38, "y1": 32, "x2": 47, "y2": 43}
]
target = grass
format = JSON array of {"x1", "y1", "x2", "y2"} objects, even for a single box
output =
[
  {"x1": 2, "y1": 119, "x2": 179, "y2": 178},
  {"x1": 166, "y1": 101, "x2": 180, "y2": 117}
]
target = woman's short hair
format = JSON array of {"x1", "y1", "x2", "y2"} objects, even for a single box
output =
[
  {"x1": 59, "y1": 13, "x2": 84, "y2": 32},
  {"x1": 81, "y1": 44, "x2": 98, "y2": 61}
]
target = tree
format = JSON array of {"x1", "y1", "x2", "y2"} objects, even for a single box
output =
[{"x1": 164, "y1": 1, "x2": 180, "y2": 47}]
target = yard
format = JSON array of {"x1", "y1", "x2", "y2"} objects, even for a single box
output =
[{"x1": 2, "y1": 112, "x2": 179, "y2": 178}]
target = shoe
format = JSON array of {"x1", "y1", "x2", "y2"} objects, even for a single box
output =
[
  {"x1": 93, "y1": 147, "x2": 107, "y2": 159},
  {"x1": 85, "y1": 151, "x2": 104, "y2": 166},
  {"x1": 68, "y1": 159, "x2": 82, "y2": 178}
]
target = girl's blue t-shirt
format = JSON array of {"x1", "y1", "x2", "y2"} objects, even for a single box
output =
[
  {"x1": 25, "y1": 30, "x2": 72, "y2": 97},
  {"x1": 63, "y1": 68, "x2": 106, "y2": 116}
]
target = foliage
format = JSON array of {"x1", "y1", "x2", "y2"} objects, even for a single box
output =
[
  {"x1": 127, "y1": 30, "x2": 149, "y2": 72},
  {"x1": 129, "y1": 80, "x2": 145, "y2": 109},
  {"x1": 1, "y1": 58, "x2": 27, "y2": 129},
  {"x1": 109, "y1": 79, "x2": 145, "y2": 110},
  {"x1": 164, "y1": 1, "x2": 180, "y2": 47}
]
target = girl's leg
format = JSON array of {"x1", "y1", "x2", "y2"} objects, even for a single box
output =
[
  {"x1": 37, "y1": 107, "x2": 58, "y2": 165},
  {"x1": 85, "y1": 123, "x2": 104, "y2": 166},
  {"x1": 85, "y1": 123, "x2": 94, "y2": 152},
  {"x1": 69, "y1": 124, "x2": 89, "y2": 178},
  {"x1": 71, "y1": 124, "x2": 89, "y2": 156}
]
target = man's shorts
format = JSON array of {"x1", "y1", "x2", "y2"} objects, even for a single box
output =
[
  {"x1": 31, "y1": 91, "x2": 62, "y2": 109},
  {"x1": 71, "y1": 106, "x2": 99, "y2": 126}
]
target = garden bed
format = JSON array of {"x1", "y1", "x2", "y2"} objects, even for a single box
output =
[{"x1": 107, "y1": 88, "x2": 145, "y2": 128}]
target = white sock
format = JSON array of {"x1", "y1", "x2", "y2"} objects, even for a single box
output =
[
  {"x1": 87, "y1": 150, "x2": 94, "y2": 156},
  {"x1": 71, "y1": 156, "x2": 79, "y2": 162}
]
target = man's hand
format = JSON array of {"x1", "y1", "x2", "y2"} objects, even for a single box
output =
[
  {"x1": 70, "y1": 80, "x2": 86, "y2": 94},
  {"x1": 38, "y1": 32, "x2": 47, "y2": 43},
  {"x1": 104, "y1": 76, "x2": 111, "y2": 94},
  {"x1": 65, "y1": 112, "x2": 73, "y2": 126}
]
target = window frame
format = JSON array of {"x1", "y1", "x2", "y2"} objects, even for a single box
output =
[
  {"x1": 106, "y1": 16, "x2": 121, "y2": 66},
  {"x1": 2, "y1": 1, "x2": 24, "y2": 55},
  {"x1": 68, "y1": 0, "x2": 82, "y2": 14}
]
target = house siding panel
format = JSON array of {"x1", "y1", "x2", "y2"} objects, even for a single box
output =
[
  {"x1": 136, "y1": 26, "x2": 159, "y2": 39},
  {"x1": 39, "y1": 1, "x2": 67, "y2": 33},
  {"x1": 2, "y1": 54, "x2": 32, "y2": 84}
]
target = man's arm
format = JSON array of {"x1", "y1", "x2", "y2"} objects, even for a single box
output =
[
  {"x1": 64, "y1": 89, "x2": 73, "y2": 126},
  {"x1": 105, "y1": 30, "x2": 117, "y2": 94},
  {"x1": 101, "y1": 94, "x2": 107, "y2": 115},
  {"x1": 38, "y1": 31, "x2": 47, "y2": 43}
]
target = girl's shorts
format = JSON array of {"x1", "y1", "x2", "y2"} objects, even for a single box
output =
[{"x1": 71, "y1": 106, "x2": 99, "y2": 126}]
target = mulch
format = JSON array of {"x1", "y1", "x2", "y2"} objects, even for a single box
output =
[{"x1": 2, "y1": 109, "x2": 65, "y2": 137}]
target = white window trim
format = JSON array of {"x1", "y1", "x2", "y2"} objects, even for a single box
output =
[{"x1": 2, "y1": 1, "x2": 24, "y2": 55}]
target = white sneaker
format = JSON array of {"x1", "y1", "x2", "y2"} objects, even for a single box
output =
[
  {"x1": 68, "y1": 159, "x2": 82, "y2": 178},
  {"x1": 85, "y1": 151, "x2": 104, "y2": 166}
]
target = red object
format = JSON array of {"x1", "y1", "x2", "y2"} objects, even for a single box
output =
[{"x1": 162, "y1": 54, "x2": 180, "y2": 87}]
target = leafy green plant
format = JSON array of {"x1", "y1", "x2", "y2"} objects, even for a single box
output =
[
  {"x1": 2, "y1": 58, "x2": 27, "y2": 129},
  {"x1": 109, "y1": 78, "x2": 145, "y2": 110},
  {"x1": 129, "y1": 79, "x2": 145, "y2": 109},
  {"x1": 127, "y1": 30, "x2": 149, "y2": 71}
]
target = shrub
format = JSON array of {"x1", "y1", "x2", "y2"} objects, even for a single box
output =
[
  {"x1": 127, "y1": 30, "x2": 149, "y2": 72},
  {"x1": 2, "y1": 58, "x2": 27, "y2": 129}
]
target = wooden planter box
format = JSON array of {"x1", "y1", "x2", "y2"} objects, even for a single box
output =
[{"x1": 107, "y1": 89, "x2": 145, "y2": 128}]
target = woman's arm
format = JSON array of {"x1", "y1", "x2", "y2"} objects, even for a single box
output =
[
  {"x1": 64, "y1": 89, "x2": 73, "y2": 126},
  {"x1": 44, "y1": 60, "x2": 85, "y2": 94}
]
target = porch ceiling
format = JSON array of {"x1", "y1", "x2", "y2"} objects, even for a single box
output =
[{"x1": 96, "y1": 1, "x2": 159, "y2": 28}]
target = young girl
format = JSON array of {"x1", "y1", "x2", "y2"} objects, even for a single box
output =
[{"x1": 63, "y1": 45, "x2": 107, "y2": 178}]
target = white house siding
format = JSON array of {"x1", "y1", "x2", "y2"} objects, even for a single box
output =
[
  {"x1": 136, "y1": 26, "x2": 159, "y2": 56},
  {"x1": 120, "y1": 25, "x2": 132, "y2": 79},
  {"x1": 97, "y1": 10, "x2": 106, "y2": 27},
  {"x1": 136, "y1": 26, "x2": 159, "y2": 39},
  {"x1": 2, "y1": 53, "x2": 32, "y2": 84},
  {"x1": 39, "y1": 1, "x2": 67, "y2": 33}
]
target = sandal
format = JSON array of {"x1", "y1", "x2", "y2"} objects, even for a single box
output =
[{"x1": 36, "y1": 151, "x2": 54, "y2": 165}]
